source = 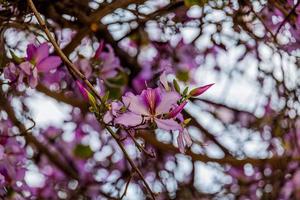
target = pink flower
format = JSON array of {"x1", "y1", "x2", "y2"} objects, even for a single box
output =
[
  {"x1": 95, "y1": 44, "x2": 120, "y2": 79},
  {"x1": 26, "y1": 43, "x2": 61, "y2": 72},
  {"x1": 4, "y1": 43, "x2": 61, "y2": 88},
  {"x1": 115, "y1": 88, "x2": 182, "y2": 131}
]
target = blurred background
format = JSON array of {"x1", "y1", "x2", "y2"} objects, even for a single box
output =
[{"x1": 0, "y1": 0, "x2": 300, "y2": 199}]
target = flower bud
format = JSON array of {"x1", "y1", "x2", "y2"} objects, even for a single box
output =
[
  {"x1": 76, "y1": 81, "x2": 97, "y2": 108},
  {"x1": 94, "y1": 40, "x2": 104, "y2": 58},
  {"x1": 189, "y1": 83, "x2": 214, "y2": 97},
  {"x1": 168, "y1": 101, "x2": 187, "y2": 118}
]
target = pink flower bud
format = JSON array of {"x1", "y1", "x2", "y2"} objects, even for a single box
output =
[
  {"x1": 168, "y1": 101, "x2": 187, "y2": 118},
  {"x1": 94, "y1": 40, "x2": 104, "y2": 58},
  {"x1": 189, "y1": 83, "x2": 214, "y2": 97},
  {"x1": 76, "y1": 81, "x2": 88, "y2": 100},
  {"x1": 76, "y1": 81, "x2": 97, "y2": 107}
]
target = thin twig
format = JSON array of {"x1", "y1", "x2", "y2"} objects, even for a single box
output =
[
  {"x1": 274, "y1": 0, "x2": 300, "y2": 37},
  {"x1": 120, "y1": 173, "x2": 133, "y2": 199},
  {"x1": 126, "y1": 129, "x2": 156, "y2": 158}
]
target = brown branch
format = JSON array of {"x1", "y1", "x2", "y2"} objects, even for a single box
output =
[
  {"x1": 182, "y1": 110, "x2": 233, "y2": 157},
  {"x1": 274, "y1": 1, "x2": 300, "y2": 37},
  {"x1": 61, "y1": 0, "x2": 146, "y2": 57},
  {"x1": 137, "y1": 131, "x2": 293, "y2": 167},
  {"x1": 36, "y1": 83, "x2": 86, "y2": 110},
  {"x1": 62, "y1": 28, "x2": 90, "y2": 56},
  {"x1": 116, "y1": 1, "x2": 185, "y2": 42}
]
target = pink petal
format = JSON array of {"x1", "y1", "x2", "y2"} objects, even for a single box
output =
[
  {"x1": 29, "y1": 68, "x2": 38, "y2": 88},
  {"x1": 102, "y1": 68, "x2": 118, "y2": 79},
  {"x1": 103, "y1": 112, "x2": 113, "y2": 124},
  {"x1": 141, "y1": 88, "x2": 161, "y2": 114},
  {"x1": 155, "y1": 118, "x2": 182, "y2": 131},
  {"x1": 183, "y1": 129, "x2": 192, "y2": 147},
  {"x1": 115, "y1": 112, "x2": 143, "y2": 127},
  {"x1": 26, "y1": 44, "x2": 37, "y2": 61},
  {"x1": 35, "y1": 43, "x2": 49, "y2": 63},
  {"x1": 94, "y1": 40, "x2": 104, "y2": 58},
  {"x1": 111, "y1": 102, "x2": 122, "y2": 116},
  {"x1": 122, "y1": 92, "x2": 135, "y2": 107},
  {"x1": 36, "y1": 56, "x2": 61, "y2": 72},
  {"x1": 19, "y1": 61, "x2": 32, "y2": 75},
  {"x1": 0, "y1": 173, "x2": 5, "y2": 186},
  {"x1": 123, "y1": 92, "x2": 149, "y2": 116},
  {"x1": 156, "y1": 92, "x2": 180, "y2": 114},
  {"x1": 168, "y1": 101, "x2": 187, "y2": 118},
  {"x1": 177, "y1": 131, "x2": 185, "y2": 153}
]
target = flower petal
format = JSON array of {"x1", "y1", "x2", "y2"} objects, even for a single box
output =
[
  {"x1": 115, "y1": 112, "x2": 143, "y2": 127},
  {"x1": 183, "y1": 129, "x2": 192, "y2": 147},
  {"x1": 168, "y1": 101, "x2": 187, "y2": 118},
  {"x1": 155, "y1": 118, "x2": 182, "y2": 131},
  {"x1": 141, "y1": 88, "x2": 161, "y2": 114},
  {"x1": 29, "y1": 68, "x2": 38, "y2": 88},
  {"x1": 155, "y1": 92, "x2": 180, "y2": 114},
  {"x1": 35, "y1": 43, "x2": 49, "y2": 63},
  {"x1": 36, "y1": 56, "x2": 61, "y2": 72},
  {"x1": 19, "y1": 61, "x2": 32, "y2": 75},
  {"x1": 26, "y1": 44, "x2": 37, "y2": 61},
  {"x1": 177, "y1": 131, "x2": 185, "y2": 153},
  {"x1": 123, "y1": 92, "x2": 149, "y2": 116},
  {"x1": 103, "y1": 112, "x2": 113, "y2": 124}
]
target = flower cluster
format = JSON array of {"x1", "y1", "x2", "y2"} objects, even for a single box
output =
[
  {"x1": 75, "y1": 42, "x2": 121, "y2": 81},
  {"x1": 98, "y1": 73, "x2": 213, "y2": 153},
  {"x1": 4, "y1": 43, "x2": 61, "y2": 88}
]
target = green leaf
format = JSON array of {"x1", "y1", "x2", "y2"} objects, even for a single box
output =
[
  {"x1": 173, "y1": 79, "x2": 181, "y2": 93},
  {"x1": 183, "y1": 86, "x2": 189, "y2": 96},
  {"x1": 73, "y1": 144, "x2": 93, "y2": 159},
  {"x1": 87, "y1": 92, "x2": 97, "y2": 108}
]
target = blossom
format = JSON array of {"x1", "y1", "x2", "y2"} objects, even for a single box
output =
[
  {"x1": 4, "y1": 43, "x2": 61, "y2": 88},
  {"x1": 76, "y1": 81, "x2": 97, "y2": 107},
  {"x1": 95, "y1": 44, "x2": 121, "y2": 79},
  {"x1": 26, "y1": 43, "x2": 61, "y2": 73},
  {"x1": 115, "y1": 88, "x2": 182, "y2": 131}
]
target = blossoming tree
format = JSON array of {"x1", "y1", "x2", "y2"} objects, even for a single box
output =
[{"x1": 0, "y1": 0, "x2": 300, "y2": 199}]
